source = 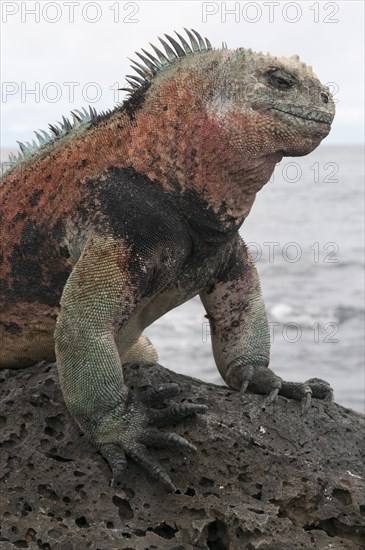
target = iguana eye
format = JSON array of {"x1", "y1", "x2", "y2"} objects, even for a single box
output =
[{"x1": 266, "y1": 69, "x2": 296, "y2": 91}]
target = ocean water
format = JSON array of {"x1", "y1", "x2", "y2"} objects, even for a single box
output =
[{"x1": 1, "y1": 145, "x2": 364, "y2": 412}]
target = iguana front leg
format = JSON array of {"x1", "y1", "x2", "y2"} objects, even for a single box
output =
[
  {"x1": 55, "y1": 233, "x2": 206, "y2": 491},
  {"x1": 200, "y1": 236, "x2": 333, "y2": 411}
]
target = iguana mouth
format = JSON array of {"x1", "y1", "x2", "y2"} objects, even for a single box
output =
[{"x1": 272, "y1": 106, "x2": 333, "y2": 125}]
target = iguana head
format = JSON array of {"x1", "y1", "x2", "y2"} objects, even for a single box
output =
[
  {"x1": 205, "y1": 47, "x2": 335, "y2": 158},
  {"x1": 127, "y1": 30, "x2": 334, "y2": 159},
  {"x1": 126, "y1": 31, "x2": 335, "y2": 224}
]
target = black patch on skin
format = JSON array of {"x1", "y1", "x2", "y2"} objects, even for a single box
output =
[
  {"x1": 12, "y1": 212, "x2": 26, "y2": 225},
  {"x1": 204, "y1": 282, "x2": 216, "y2": 295},
  {"x1": 215, "y1": 235, "x2": 250, "y2": 285},
  {"x1": 10, "y1": 255, "x2": 69, "y2": 307},
  {"x1": 87, "y1": 166, "x2": 236, "y2": 249},
  {"x1": 8, "y1": 220, "x2": 71, "y2": 307},
  {"x1": 179, "y1": 188, "x2": 237, "y2": 250},
  {"x1": 11, "y1": 256, "x2": 44, "y2": 293},
  {"x1": 20, "y1": 221, "x2": 46, "y2": 254},
  {"x1": 0, "y1": 320, "x2": 22, "y2": 335},
  {"x1": 85, "y1": 166, "x2": 238, "y2": 298},
  {"x1": 203, "y1": 235, "x2": 250, "y2": 295},
  {"x1": 52, "y1": 220, "x2": 65, "y2": 241},
  {"x1": 0, "y1": 279, "x2": 9, "y2": 293},
  {"x1": 75, "y1": 207, "x2": 90, "y2": 224},
  {"x1": 52, "y1": 220, "x2": 70, "y2": 259},
  {"x1": 85, "y1": 166, "x2": 190, "y2": 294},
  {"x1": 85, "y1": 166, "x2": 188, "y2": 246},
  {"x1": 59, "y1": 247, "x2": 70, "y2": 259},
  {"x1": 29, "y1": 189, "x2": 44, "y2": 206}
]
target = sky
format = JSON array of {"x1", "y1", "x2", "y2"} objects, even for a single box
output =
[{"x1": 0, "y1": 0, "x2": 364, "y2": 150}]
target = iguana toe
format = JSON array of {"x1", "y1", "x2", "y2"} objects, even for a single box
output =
[
  {"x1": 128, "y1": 446, "x2": 177, "y2": 493},
  {"x1": 138, "y1": 382, "x2": 180, "y2": 406},
  {"x1": 139, "y1": 431, "x2": 197, "y2": 452},
  {"x1": 226, "y1": 361, "x2": 282, "y2": 400},
  {"x1": 149, "y1": 403, "x2": 208, "y2": 428},
  {"x1": 305, "y1": 378, "x2": 334, "y2": 401},
  {"x1": 99, "y1": 443, "x2": 128, "y2": 487}
]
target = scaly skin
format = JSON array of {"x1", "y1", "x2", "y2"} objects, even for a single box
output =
[{"x1": 0, "y1": 30, "x2": 335, "y2": 490}]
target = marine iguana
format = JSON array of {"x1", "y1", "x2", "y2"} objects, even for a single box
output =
[{"x1": 0, "y1": 29, "x2": 335, "y2": 492}]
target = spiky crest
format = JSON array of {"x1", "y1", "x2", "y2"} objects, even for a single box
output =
[
  {"x1": 5, "y1": 106, "x2": 106, "y2": 167},
  {"x1": 4, "y1": 29, "x2": 213, "y2": 175},
  {"x1": 121, "y1": 28, "x2": 212, "y2": 93}
]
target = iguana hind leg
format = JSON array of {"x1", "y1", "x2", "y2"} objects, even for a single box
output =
[{"x1": 55, "y1": 233, "x2": 205, "y2": 491}]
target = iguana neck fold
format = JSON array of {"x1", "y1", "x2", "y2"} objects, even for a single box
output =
[{"x1": 127, "y1": 98, "x2": 283, "y2": 231}]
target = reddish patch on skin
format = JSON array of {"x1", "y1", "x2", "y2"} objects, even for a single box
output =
[
  {"x1": 1, "y1": 114, "x2": 130, "y2": 224},
  {"x1": 0, "y1": 111, "x2": 134, "y2": 279},
  {"x1": 128, "y1": 78, "x2": 227, "y2": 192},
  {"x1": 128, "y1": 78, "x2": 283, "y2": 225}
]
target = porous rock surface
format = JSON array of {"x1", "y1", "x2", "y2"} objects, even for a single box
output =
[{"x1": 1, "y1": 362, "x2": 364, "y2": 550}]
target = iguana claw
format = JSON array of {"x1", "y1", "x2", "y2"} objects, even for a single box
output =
[
  {"x1": 100, "y1": 443, "x2": 128, "y2": 487},
  {"x1": 263, "y1": 387, "x2": 280, "y2": 409},
  {"x1": 128, "y1": 446, "x2": 178, "y2": 493},
  {"x1": 96, "y1": 384, "x2": 206, "y2": 491},
  {"x1": 239, "y1": 365, "x2": 254, "y2": 396}
]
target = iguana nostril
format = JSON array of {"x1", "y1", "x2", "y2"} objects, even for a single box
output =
[{"x1": 321, "y1": 91, "x2": 329, "y2": 104}]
